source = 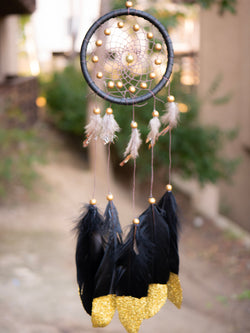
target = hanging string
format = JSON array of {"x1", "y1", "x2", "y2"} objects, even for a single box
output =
[
  {"x1": 132, "y1": 159, "x2": 136, "y2": 214},
  {"x1": 150, "y1": 144, "x2": 154, "y2": 198},
  {"x1": 169, "y1": 129, "x2": 172, "y2": 185},
  {"x1": 107, "y1": 142, "x2": 111, "y2": 194},
  {"x1": 168, "y1": 83, "x2": 172, "y2": 185},
  {"x1": 132, "y1": 103, "x2": 136, "y2": 214},
  {"x1": 92, "y1": 140, "x2": 97, "y2": 198}
]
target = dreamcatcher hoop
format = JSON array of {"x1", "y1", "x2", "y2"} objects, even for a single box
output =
[{"x1": 80, "y1": 8, "x2": 174, "y2": 105}]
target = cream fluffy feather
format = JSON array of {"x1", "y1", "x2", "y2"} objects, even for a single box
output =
[
  {"x1": 161, "y1": 102, "x2": 180, "y2": 128},
  {"x1": 100, "y1": 113, "x2": 120, "y2": 144},
  {"x1": 124, "y1": 128, "x2": 142, "y2": 159}
]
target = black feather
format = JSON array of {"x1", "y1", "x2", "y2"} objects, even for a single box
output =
[
  {"x1": 116, "y1": 222, "x2": 153, "y2": 298},
  {"x1": 140, "y1": 204, "x2": 170, "y2": 284},
  {"x1": 75, "y1": 204, "x2": 105, "y2": 315},
  {"x1": 158, "y1": 190, "x2": 180, "y2": 275},
  {"x1": 93, "y1": 200, "x2": 123, "y2": 298}
]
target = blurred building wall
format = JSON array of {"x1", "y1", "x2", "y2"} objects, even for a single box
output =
[
  {"x1": 0, "y1": 16, "x2": 19, "y2": 82},
  {"x1": 199, "y1": 0, "x2": 250, "y2": 231}
]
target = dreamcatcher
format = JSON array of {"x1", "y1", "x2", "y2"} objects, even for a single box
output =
[{"x1": 74, "y1": 1, "x2": 182, "y2": 332}]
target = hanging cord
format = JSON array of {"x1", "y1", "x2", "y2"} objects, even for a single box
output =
[
  {"x1": 169, "y1": 129, "x2": 172, "y2": 185},
  {"x1": 107, "y1": 142, "x2": 111, "y2": 194},
  {"x1": 150, "y1": 138, "x2": 154, "y2": 198},
  {"x1": 92, "y1": 139, "x2": 97, "y2": 198},
  {"x1": 132, "y1": 103, "x2": 136, "y2": 214},
  {"x1": 168, "y1": 83, "x2": 172, "y2": 185}
]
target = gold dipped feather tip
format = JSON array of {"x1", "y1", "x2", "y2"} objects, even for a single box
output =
[
  {"x1": 145, "y1": 283, "x2": 168, "y2": 319},
  {"x1": 167, "y1": 273, "x2": 183, "y2": 309},
  {"x1": 91, "y1": 295, "x2": 116, "y2": 327},
  {"x1": 116, "y1": 296, "x2": 147, "y2": 333}
]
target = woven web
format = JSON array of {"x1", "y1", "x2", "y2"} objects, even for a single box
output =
[{"x1": 86, "y1": 15, "x2": 169, "y2": 101}]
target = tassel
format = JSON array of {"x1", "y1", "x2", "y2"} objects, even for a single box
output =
[
  {"x1": 146, "y1": 110, "x2": 161, "y2": 148},
  {"x1": 91, "y1": 196, "x2": 123, "y2": 327},
  {"x1": 160, "y1": 95, "x2": 180, "y2": 136},
  {"x1": 116, "y1": 219, "x2": 153, "y2": 333},
  {"x1": 100, "y1": 107, "x2": 120, "y2": 144},
  {"x1": 139, "y1": 199, "x2": 170, "y2": 319},
  {"x1": 157, "y1": 184, "x2": 183, "y2": 308},
  {"x1": 83, "y1": 108, "x2": 103, "y2": 147},
  {"x1": 74, "y1": 201, "x2": 105, "y2": 316},
  {"x1": 120, "y1": 121, "x2": 142, "y2": 166}
]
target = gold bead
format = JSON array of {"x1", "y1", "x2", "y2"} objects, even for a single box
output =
[
  {"x1": 116, "y1": 81, "x2": 123, "y2": 89},
  {"x1": 126, "y1": 54, "x2": 134, "y2": 64},
  {"x1": 92, "y1": 55, "x2": 99, "y2": 63},
  {"x1": 106, "y1": 107, "x2": 113, "y2": 115},
  {"x1": 129, "y1": 86, "x2": 136, "y2": 93},
  {"x1": 149, "y1": 72, "x2": 156, "y2": 79},
  {"x1": 147, "y1": 32, "x2": 153, "y2": 39},
  {"x1": 140, "y1": 82, "x2": 148, "y2": 89},
  {"x1": 93, "y1": 107, "x2": 101, "y2": 115},
  {"x1": 96, "y1": 72, "x2": 103, "y2": 79},
  {"x1": 118, "y1": 21, "x2": 124, "y2": 28},
  {"x1": 108, "y1": 81, "x2": 115, "y2": 89},
  {"x1": 126, "y1": 1, "x2": 133, "y2": 7},
  {"x1": 152, "y1": 110, "x2": 159, "y2": 117},
  {"x1": 155, "y1": 43, "x2": 162, "y2": 51},
  {"x1": 148, "y1": 197, "x2": 156, "y2": 204},
  {"x1": 104, "y1": 28, "x2": 111, "y2": 36},
  {"x1": 107, "y1": 193, "x2": 114, "y2": 201},
  {"x1": 133, "y1": 218, "x2": 140, "y2": 225},
  {"x1": 96, "y1": 40, "x2": 103, "y2": 47},
  {"x1": 131, "y1": 121, "x2": 138, "y2": 129},
  {"x1": 155, "y1": 59, "x2": 162, "y2": 65},
  {"x1": 166, "y1": 184, "x2": 172, "y2": 192},
  {"x1": 167, "y1": 95, "x2": 175, "y2": 103},
  {"x1": 90, "y1": 198, "x2": 97, "y2": 205},
  {"x1": 133, "y1": 24, "x2": 140, "y2": 32}
]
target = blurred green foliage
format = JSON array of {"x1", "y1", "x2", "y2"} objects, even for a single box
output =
[
  {"x1": 0, "y1": 108, "x2": 45, "y2": 197},
  {"x1": 42, "y1": 63, "x2": 238, "y2": 185},
  {"x1": 110, "y1": 72, "x2": 238, "y2": 184},
  {"x1": 43, "y1": 65, "x2": 88, "y2": 135}
]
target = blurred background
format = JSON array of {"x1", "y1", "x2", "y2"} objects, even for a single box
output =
[{"x1": 0, "y1": 0, "x2": 249, "y2": 332}]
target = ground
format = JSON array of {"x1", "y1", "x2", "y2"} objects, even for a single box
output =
[{"x1": 0, "y1": 128, "x2": 249, "y2": 333}]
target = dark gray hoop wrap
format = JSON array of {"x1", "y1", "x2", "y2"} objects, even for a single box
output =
[{"x1": 80, "y1": 8, "x2": 174, "y2": 105}]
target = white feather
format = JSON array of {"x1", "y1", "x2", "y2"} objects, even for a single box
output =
[
  {"x1": 84, "y1": 114, "x2": 103, "y2": 142},
  {"x1": 124, "y1": 128, "x2": 142, "y2": 159},
  {"x1": 147, "y1": 116, "x2": 161, "y2": 145},
  {"x1": 161, "y1": 102, "x2": 180, "y2": 128},
  {"x1": 100, "y1": 113, "x2": 120, "y2": 144}
]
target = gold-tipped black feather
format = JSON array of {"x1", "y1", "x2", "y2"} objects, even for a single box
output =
[
  {"x1": 116, "y1": 221, "x2": 153, "y2": 298},
  {"x1": 140, "y1": 204, "x2": 170, "y2": 284},
  {"x1": 93, "y1": 200, "x2": 123, "y2": 298},
  {"x1": 158, "y1": 191, "x2": 180, "y2": 275},
  {"x1": 75, "y1": 204, "x2": 105, "y2": 315}
]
